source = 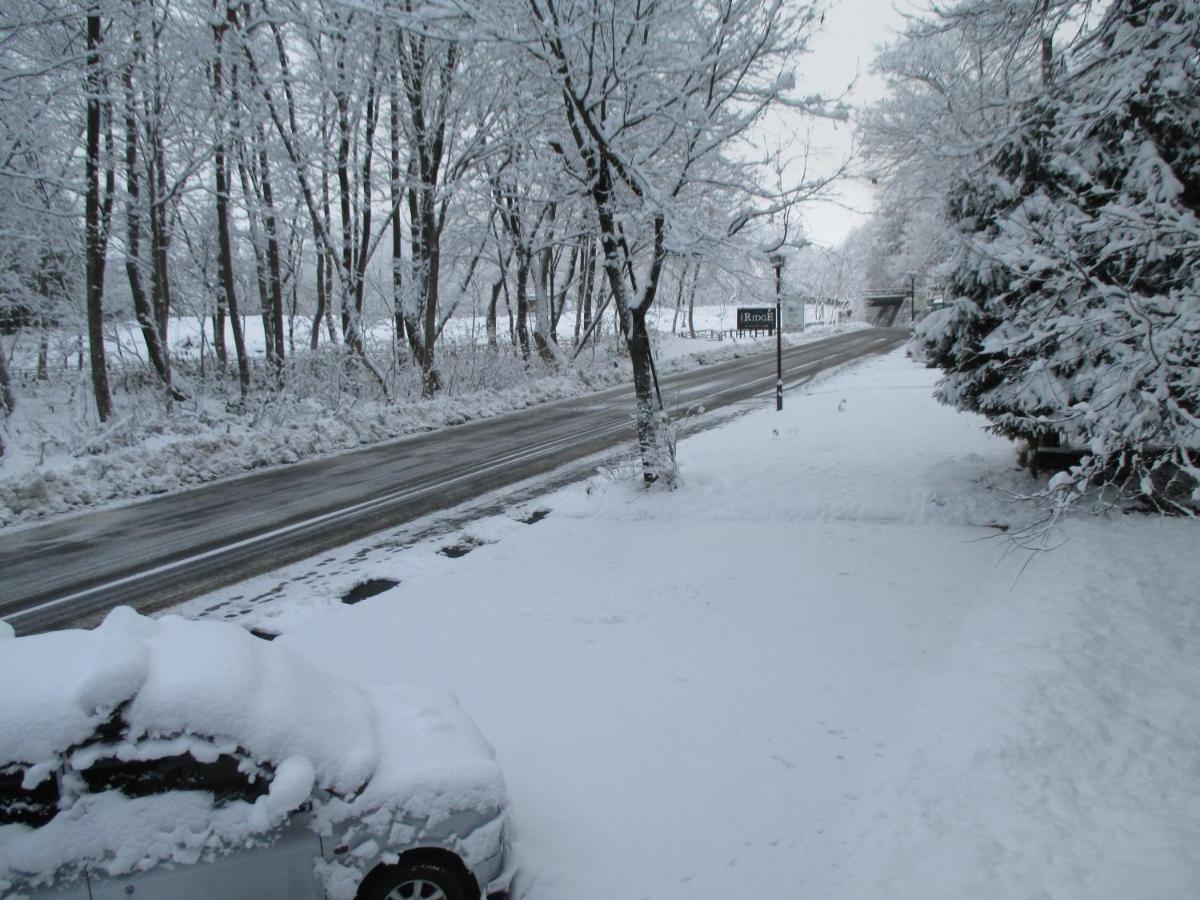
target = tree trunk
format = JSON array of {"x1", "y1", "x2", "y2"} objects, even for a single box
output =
[
  {"x1": 0, "y1": 334, "x2": 14, "y2": 416},
  {"x1": 486, "y1": 246, "x2": 511, "y2": 350},
  {"x1": 353, "y1": 61, "x2": 379, "y2": 347},
  {"x1": 530, "y1": 201, "x2": 562, "y2": 365},
  {"x1": 335, "y1": 73, "x2": 355, "y2": 347},
  {"x1": 212, "y1": 4, "x2": 250, "y2": 395},
  {"x1": 85, "y1": 9, "x2": 113, "y2": 422},
  {"x1": 0, "y1": 336, "x2": 10, "y2": 453},
  {"x1": 487, "y1": 278, "x2": 502, "y2": 349},
  {"x1": 149, "y1": 130, "x2": 172, "y2": 345},
  {"x1": 235, "y1": 145, "x2": 276, "y2": 371},
  {"x1": 532, "y1": 243, "x2": 561, "y2": 365},
  {"x1": 592, "y1": 163, "x2": 671, "y2": 483},
  {"x1": 420, "y1": 221, "x2": 442, "y2": 396},
  {"x1": 1039, "y1": 0, "x2": 1054, "y2": 89},
  {"x1": 332, "y1": 40, "x2": 375, "y2": 357},
  {"x1": 313, "y1": 122, "x2": 339, "y2": 349},
  {"x1": 214, "y1": 147, "x2": 249, "y2": 394},
  {"x1": 262, "y1": 153, "x2": 285, "y2": 372},
  {"x1": 389, "y1": 63, "x2": 404, "y2": 365},
  {"x1": 0, "y1": 345, "x2": 10, "y2": 457},
  {"x1": 312, "y1": 249, "x2": 327, "y2": 350},
  {"x1": 670, "y1": 260, "x2": 687, "y2": 335},
  {"x1": 37, "y1": 318, "x2": 50, "y2": 381},
  {"x1": 554, "y1": 243, "x2": 577, "y2": 337},
  {"x1": 213, "y1": 308, "x2": 227, "y2": 368},
  {"x1": 257, "y1": 134, "x2": 285, "y2": 369},
  {"x1": 405, "y1": 166, "x2": 444, "y2": 396},
  {"x1": 572, "y1": 247, "x2": 584, "y2": 343},
  {"x1": 124, "y1": 64, "x2": 177, "y2": 398},
  {"x1": 514, "y1": 250, "x2": 531, "y2": 361},
  {"x1": 628, "y1": 307, "x2": 670, "y2": 484},
  {"x1": 687, "y1": 260, "x2": 699, "y2": 338},
  {"x1": 397, "y1": 32, "x2": 457, "y2": 397},
  {"x1": 578, "y1": 237, "x2": 595, "y2": 342},
  {"x1": 322, "y1": 254, "x2": 338, "y2": 344}
]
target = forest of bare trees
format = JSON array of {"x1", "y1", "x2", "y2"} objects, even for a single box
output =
[{"x1": 0, "y1": 0, "x2": 835, "y2": 481}]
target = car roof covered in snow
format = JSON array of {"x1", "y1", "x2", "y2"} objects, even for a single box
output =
[{"x1": 0, "y1": 607, "x2": 379, "y2": 795}]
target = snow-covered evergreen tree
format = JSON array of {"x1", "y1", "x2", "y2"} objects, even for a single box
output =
[{"x1": 919, "y1": 0, "x2": 1200, "y2": 512}]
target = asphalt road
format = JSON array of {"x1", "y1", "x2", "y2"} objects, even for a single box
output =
[{"x1": 0, "y1": 327, "x2": 907, "y2": 634}]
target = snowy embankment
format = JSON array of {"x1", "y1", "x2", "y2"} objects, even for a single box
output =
[
  {"x1": 182, "y1": 349, "x2": 1200, "y2": 898},
  {"x1": 0, "y1": 311, "x2": 859, "y2": 528}
]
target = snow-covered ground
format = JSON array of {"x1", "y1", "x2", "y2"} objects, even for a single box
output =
[{"x1": 177, "y1": 349, "x2": 1200, "y2": 898}]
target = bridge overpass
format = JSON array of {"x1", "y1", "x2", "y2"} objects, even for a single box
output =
[{"x1": 862, "y1": 289, "x2": 912, "y2": 327}]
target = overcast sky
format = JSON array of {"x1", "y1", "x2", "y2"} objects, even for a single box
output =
[{"x1": 785, "y1": 0, "x2": 912, "y2": 247}]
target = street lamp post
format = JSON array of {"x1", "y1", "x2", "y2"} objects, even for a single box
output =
[
  {"x1": 908, "y1": 271, "x2": 917, "y2": 325},
  {"x1": 771, "y1": 252, "x2": 785, "y2": 411}
]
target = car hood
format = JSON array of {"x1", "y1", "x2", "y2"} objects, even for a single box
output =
[{"x1": 316, "y1": 683, "x2": 507, "y2": 828}]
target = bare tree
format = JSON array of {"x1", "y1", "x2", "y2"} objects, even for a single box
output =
[
  {"x1": 85, "y1": 5, "x2": 116, "y2": 420},
  {"x1": 394, "y1": 9, "x2": 457, "y2": 395},
  {"x1": 120, "y1": 2, "x2": 183, "y2": 399},
  {"x1": 238, "y1": 3, "x2": 390, "y2": 391},
  {"x1": 483, "y1": 0, "x2": 830, "y2": 482},
  {"x1": 211, "y1": 0, "x2": 252, "y2": 395}
]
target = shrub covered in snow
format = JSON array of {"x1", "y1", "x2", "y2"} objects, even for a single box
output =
[{"x1": 918, "y1": 0, "x2": 1200, "y2": 512}]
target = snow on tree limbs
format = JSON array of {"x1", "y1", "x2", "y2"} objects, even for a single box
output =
[{"x1": 918, "y1": 0, "x2": 1200, "y2": 513}]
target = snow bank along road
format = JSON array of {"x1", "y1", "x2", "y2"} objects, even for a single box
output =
[{"x1": 0, "y1": 328, "x2": 905, "y2": 634}]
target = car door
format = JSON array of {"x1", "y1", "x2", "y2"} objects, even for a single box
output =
[
  {"x1": 1, "y1": 767, "x2": 91, "y2": 899},
  {"x1": 17, "y1": 878, "x2": 91, "y2": 900},
  {"x1": 78, "y1": 751, "x2": 327, "y2": 900},
  {"x1": 85, "y1": 814, "x2": 326, "y2": 900}
]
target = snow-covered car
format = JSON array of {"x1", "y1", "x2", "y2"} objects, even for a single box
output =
[{"x1": 0, "y1": 608, "x2": 513, "y2": 899}]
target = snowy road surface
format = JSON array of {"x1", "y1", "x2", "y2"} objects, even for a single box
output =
[
  {"x1": 0, "y1": 328, "x2": 905, "y2": 634},
  {"x1": 182, "y1": 349, "x2": 1200, "y2": 898}
]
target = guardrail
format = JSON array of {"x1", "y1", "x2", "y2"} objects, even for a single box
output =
[{"x1": 676, "y1": 328, "x2": 793, "y2": 340}]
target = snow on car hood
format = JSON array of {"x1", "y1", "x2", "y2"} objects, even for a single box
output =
[{"x1": 311, "y1": 685, "x2": 509, "y2": 900}]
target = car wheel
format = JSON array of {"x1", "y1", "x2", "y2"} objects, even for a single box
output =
[{"x1": 361, "y1": 861, "x2": 471, "y2": 900}]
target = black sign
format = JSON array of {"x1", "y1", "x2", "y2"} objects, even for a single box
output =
[{"x1": 737, "y1": 307, "x2": 776, "y2": 330}]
